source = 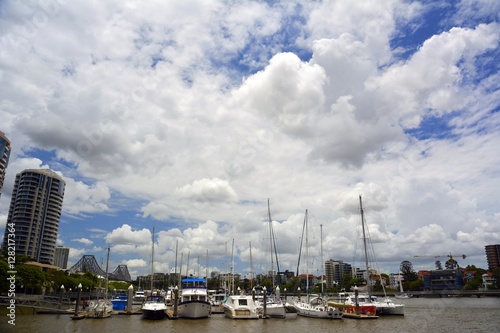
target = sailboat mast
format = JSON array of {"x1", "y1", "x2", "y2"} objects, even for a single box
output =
[
  {"x1": 174, "y1": 239, "x2": 178, "y2": 285},
  {"x1": 105, "y1": 247, "x2": 110, "y2": 299},
  {"x1": 305, "y1": 209, "x2": 309, "y2": 294},
  {"x1": 268, "y1": 199, "x2": 275, "y2": 288},
  {"x1": 296, "y1": 213, "x2": 306, "y2": 277},
  {"x1": 151, "y1": 226, "x2": 155, "y2": 292},
  {"x1": 249, "y1": 241, "x2": 254, "y2": 288},
  {"x1": 230, "y1": 239, "x2": 235, "y2": 295},
  {"x1": 359, "y1": 195, "x2": 370, "y2": 295},
  {"x1": 206, "y1": 250, "x2": 209, "y2": 281},
  {"x1": 320, "y1": 224, "x2": 324, "y2": 294}
]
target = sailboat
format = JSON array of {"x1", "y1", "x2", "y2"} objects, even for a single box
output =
[
  {"x1": 292, "y1": 210, "x2": 344, "y2": 319},
  {"x1": 254, "y1": 199, "x2": 286, "y2": 318},
  {"x1": 141, "y1": 227, "x2": 168, "y2": 319},
  {"x1": 223, "y1": 239, "x2": 260, "y2": 319},
  {"x1": 342, "y1": 195, "x2": 405, "y2": 315},
  {"x1": 86, "y1": 247, "x2": 113, "y2": 318},
  {"x1": 395, "y1": 275, "x2": 412, "y2": 299}
]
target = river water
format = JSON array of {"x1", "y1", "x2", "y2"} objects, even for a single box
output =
[{"x1": 1, "y1": 297, "x2": 499, "y2": 333}]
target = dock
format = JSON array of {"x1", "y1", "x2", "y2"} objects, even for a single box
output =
[{"x1": 343, "y1": 313, "x2": 379, "y2": 319}]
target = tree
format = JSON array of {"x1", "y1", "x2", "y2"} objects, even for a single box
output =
[
  {"x1": 445, "y1": 258, "x2": 458, "y2": 269},
  {"x1": 400, "y1": 261, "x2": 418, "y2": 282},
  {"x1": 0, "y1": 258, "x2": 10, "y2": 292},
  {"x1": 17, "y1": 264, "x2": 46, "y2": 294}
]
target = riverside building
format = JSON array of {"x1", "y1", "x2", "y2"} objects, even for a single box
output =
[
  {"x1": 0, "y1": 131, "x2": 11, "y2": 199},
  {"x1": 1, "y1": 169, "x2": 66, "y2": 264}
]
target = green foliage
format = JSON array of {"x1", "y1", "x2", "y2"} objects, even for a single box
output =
[
  {"x1": 17, "y1": 264, "x2": 46, "y2": 293},
  {"x1": 400, "y1": 261, "x2": 418, "y2": 282},
  {"x1": 108, "y1": 281, "x2": 133, "y2": 291},
  {"x1": 0, "y1": 257, "x2": 10, "y2": 292},
  {"x1": 407, "y1": 279, "x2": 424, "y2": 291}
]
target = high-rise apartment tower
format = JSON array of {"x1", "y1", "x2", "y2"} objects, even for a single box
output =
[
  {"x1": 54, "y1": 246, "x2": 70, "y2": 269},
  {"x1": 1, "y1": 169, "x2": 65, "y2": 264},
  {"x1": 485, "y1": 244, "x2": 500, "y2": 272},
  {"x1": 0, "y1": 131, "x2": 11, "y2": 199}
]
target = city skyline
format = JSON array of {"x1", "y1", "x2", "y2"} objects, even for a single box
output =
[{"x1": 0, "y1": 1, "x2": 499, "y2": 279}]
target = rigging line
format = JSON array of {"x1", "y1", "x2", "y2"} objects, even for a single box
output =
[{"x1": 361, "y1": 196, "x2": 388, "y2": 297}]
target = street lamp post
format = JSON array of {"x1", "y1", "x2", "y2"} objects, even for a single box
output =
[{"x1": 59, "y1": 285, "x2": 65, "y2": 309}]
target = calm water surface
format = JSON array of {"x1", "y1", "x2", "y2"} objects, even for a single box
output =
[{"x1": 2, "y1": 297, "x2": 499, "y2": 333}]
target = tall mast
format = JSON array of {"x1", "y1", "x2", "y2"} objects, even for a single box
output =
[
  {"x1": 174, "y1": 239, "x2": 178, "y2": 286},
  {"x1": 296, "y1": 211, "x2": 307, "y2": 277},
  {"x1": 320, "y1": 224, "x2": 324, "y2": 295},
  {"x1": 305, "y1": 210, "x2": 309, "y2": 295},
  {"x1": 105, "y1": 247, "x2": 110, "y2": 299},
  {"x1": 206, "y1": 250, "x2": 209, "y2": 281},
  {"x1": 359, "y1": 195, "x2": 370, "y2": 295},
  {"x1": 249, "y1": 241, "x2": 254, "y2": 288},
  {"x1": 268, "y1": 199, "x2": 275, "y2": 288},
  {"x1": 151, "y1": 226, "x2": 155, "y2": 292},
  {"x1": 230, "y1": 239, "x2": 235, "y2": 294}
]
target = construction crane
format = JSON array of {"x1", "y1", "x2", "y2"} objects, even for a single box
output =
[
  {"x1": 413, "y1": 253, "x2": 467, "y2": 260},
  {"x1": 413, "y1": 253, "x2": 466, "y2": 269}
]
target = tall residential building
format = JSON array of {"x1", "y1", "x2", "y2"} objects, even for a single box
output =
[
  {"x1": 1, "y1": 169, "x2": 65, "y2": 264},
  {"x1": 325, "y1": 259, "x2": 352, "y2": 288},
  {"x1": 54, "y1": 246, "x2": 70, "y2": 269},
  {"x1": 485, "y1": 244, "x2": 500, "y2": 272},
  {"x1": 0, "y1": 131, "x2": 11, "y2": 198}
]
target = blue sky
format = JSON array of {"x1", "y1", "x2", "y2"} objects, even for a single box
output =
[{"x1": 0, "y1": 0, "x2": 499, "y2": 280}]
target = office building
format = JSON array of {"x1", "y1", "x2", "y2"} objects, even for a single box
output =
[
  {"x1": 54, "y1": 246, "x2": 70, "y2": 269},
  {"x1": 426, "y1": 269, "x2": 465, "y2": 290},
  {"x1": 1, "y1": 169, "x2": 65, "y2": 264},
  {"x1": 0, "y1": 131, "x2": 11, "y2": 198},
  {"x1": 485, "y1": 244, "x2": 500, "y2": 272}
]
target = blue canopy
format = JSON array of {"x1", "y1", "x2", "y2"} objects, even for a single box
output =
[{"x1": 182, "y1": 277, "x2": 206, "y2": 283}]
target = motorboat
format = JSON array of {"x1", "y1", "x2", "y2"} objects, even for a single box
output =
[
  {"x1": 209, "y1": 289, "x2": 227, "y2": 314},
  {"x1": 133, "y1": 288, "x2": 147, "y2": 304},
  {"x1": 111, "y1": 292, "x2": 128, "y2": 311},
  {"x1": 223, "y1": 294, "x2": 259, "y2": 319},
  {"x1": 141, "y1": 295, "x2": 167, "y2": 319},
  {"x1": 177, "y1": 277, "x2": 211, "y2": 319}
]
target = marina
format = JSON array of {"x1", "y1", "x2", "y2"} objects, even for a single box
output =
[{"x1": 2, "y1": 297, "x2": 500, "y2": 333}]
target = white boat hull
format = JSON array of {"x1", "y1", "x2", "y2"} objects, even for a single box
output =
[
  {"x1": 293, "y1": 300, "x2": 343, "y2": 319},
  {"x1": 141, "y1": 295, "x2": 167, "y2": 320},
  {"x1": 223, "y1": 295, "x2": 260, "y2": 319},
  {"x1": 178, "y1": 301, "x2": 211, "y2": 318}
]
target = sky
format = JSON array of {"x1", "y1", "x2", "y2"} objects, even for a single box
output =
[{"x1": 0, "y1": 0, "x2": 499, "y2": 281}]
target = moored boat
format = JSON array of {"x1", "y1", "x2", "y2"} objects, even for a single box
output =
[
  {"x1": 177, "y1": 277, "x2": 211, "y2": 319},
  {"x1": 111, "y1": 292, "x2": 128, "y2": 311},
  {"x1": 223, "y1": 294, "x2": 260, "y2": 319},
  {"x1": 141, "y1": 294, "x2": 167, "y2": 319},
  {"x1": 293, "y1": 295, "x2": 343, "y2": 319}
]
